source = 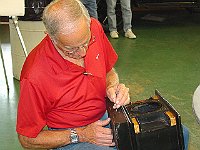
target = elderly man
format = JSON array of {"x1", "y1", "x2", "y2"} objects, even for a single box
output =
[{"x1": 16, "y1": 0, "x2": 129, "y2": 149}]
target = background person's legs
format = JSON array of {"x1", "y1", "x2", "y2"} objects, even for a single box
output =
[
  {"x1": 81, "y1": 0, "x2": 98, "y2": 19},
  {"x1": 119, "y1": 0, "x2": 132, "y2": 32},
  {"x1": 106, "y1": 0, "x2": 117, "y2": 32}
]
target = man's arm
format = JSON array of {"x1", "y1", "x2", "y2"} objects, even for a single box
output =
[
  {"x1": 18, "y1": 119, "x2": 114, "y2": 149},
  {"x1": 18, "y1": 130, "x2": 70, "y2": 149},
  {"x1": 106, "y1": 68, "x2": 130, "y2": 108},
  {"x1": 106, "y1": 68, "x2": 119, "y2": 91}
]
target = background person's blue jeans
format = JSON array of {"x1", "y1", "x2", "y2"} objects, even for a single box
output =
[
  {"x1": 81, "y1": 0, "x2": 98, "y2": 19},
  {"x1": 51, "y1": 112, "x2": 189, "y2": 150}
]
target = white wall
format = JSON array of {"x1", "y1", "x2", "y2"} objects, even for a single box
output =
[{"x1": 0, "y1": 0, "x2": 24, "y2": 16}]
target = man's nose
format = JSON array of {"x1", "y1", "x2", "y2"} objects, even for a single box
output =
[{"x1": 77, "y1": 46, "x2": 87, "y2": 57}]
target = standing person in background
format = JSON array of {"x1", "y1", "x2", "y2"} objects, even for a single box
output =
[
  {"x1": 81, "y1": 0, "x2": 98, "y2": 19},
  {"x1": 106, "y1": 0, "x2": 136, "y2": 39}
]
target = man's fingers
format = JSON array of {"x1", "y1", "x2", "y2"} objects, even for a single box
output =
[
  {"x1": 107, "y1": 87, "x2": 117, "y2": 103},
  {"x1": 96, "y1": 118, "x2": 111, "y2": 127},
  {"x1": 95, "y1": 139, "x2": 115, "y2": 147},
  {"x1": 107, "y1": 83, "x2": 130, "y2": 109},
  {"x1": 117, "y1": 89, "x2": 130, "y2": 106},
  {"x1": 124, "y1": 94, "x2": 130, "y2": 105},
  {"x1": 112, "y1": 84, "x2": 129, "y2": 108}
]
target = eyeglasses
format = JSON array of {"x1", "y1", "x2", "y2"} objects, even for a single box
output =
[{"x1": 60, "y1": 35, "x2": 96, "y2": 55}]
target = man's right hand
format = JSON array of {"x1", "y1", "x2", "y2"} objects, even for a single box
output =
[{"x1": 77, "y1": 118, "x2": 115, "y2": 147}]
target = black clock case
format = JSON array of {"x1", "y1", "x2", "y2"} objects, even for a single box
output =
[{"x1": 106, "y1": 90, "x2": 184, "y2": 150}]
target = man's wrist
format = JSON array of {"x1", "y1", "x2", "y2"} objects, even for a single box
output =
[
  {"x1": 75, "y1": 127, "x2": 85, "y2": 143},
  {"x1": 106, "y1": 83, "x2": 119, "y2": 91},
  {"x1": 70, "y1": 129, "x2": 79, "y2": 144},
  {"x1": 106, "y1": 68, "x2": 119, "y2": 91}
]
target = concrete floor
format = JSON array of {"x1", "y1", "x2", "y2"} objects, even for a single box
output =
[{"x1": 0, "y1": 9, "x2": 200, "y2": 149}]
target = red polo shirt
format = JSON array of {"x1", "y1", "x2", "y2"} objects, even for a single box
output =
[{"x1": 16, "y1": 18, "x2": 118, "y2": 138}]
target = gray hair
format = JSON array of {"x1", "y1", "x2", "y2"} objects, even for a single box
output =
[{"x1": 42, "y1": 0, "x2": 91, "y2": 40}]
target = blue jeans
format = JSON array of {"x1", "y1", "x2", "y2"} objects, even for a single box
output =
[
  {"x1": 81, "y1": 0, "x2": 98, "y2": 19},
  {"x1": 182, "y1": 124, "x2": 189, "y2": 150},
  {"x1": 51, "y1": 113, "x2": 189, "y2": 150},
  {"x1": 52, "y1": 143, "x2": 115, "y2": 150}
]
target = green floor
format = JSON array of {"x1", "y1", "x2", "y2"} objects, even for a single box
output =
[{"x1": 0, "y1": 9, "x2": 200, "y2": 150}]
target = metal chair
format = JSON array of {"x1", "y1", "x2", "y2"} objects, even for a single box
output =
[{"x1": 0, "y1": 40, "x2": 9, "y2": 91}]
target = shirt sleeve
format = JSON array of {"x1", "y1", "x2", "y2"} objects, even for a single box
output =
[{"x1": 16, "y1": 79, "x2": 48, "y2": 138}]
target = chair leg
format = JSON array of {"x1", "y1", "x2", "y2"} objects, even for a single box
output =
[
  {"x1": 0, "y1": 44, "x2": 9, "y2": 91},
  {"x1": 12, "y1": 16, "x2": 28, "y2": 57}
]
